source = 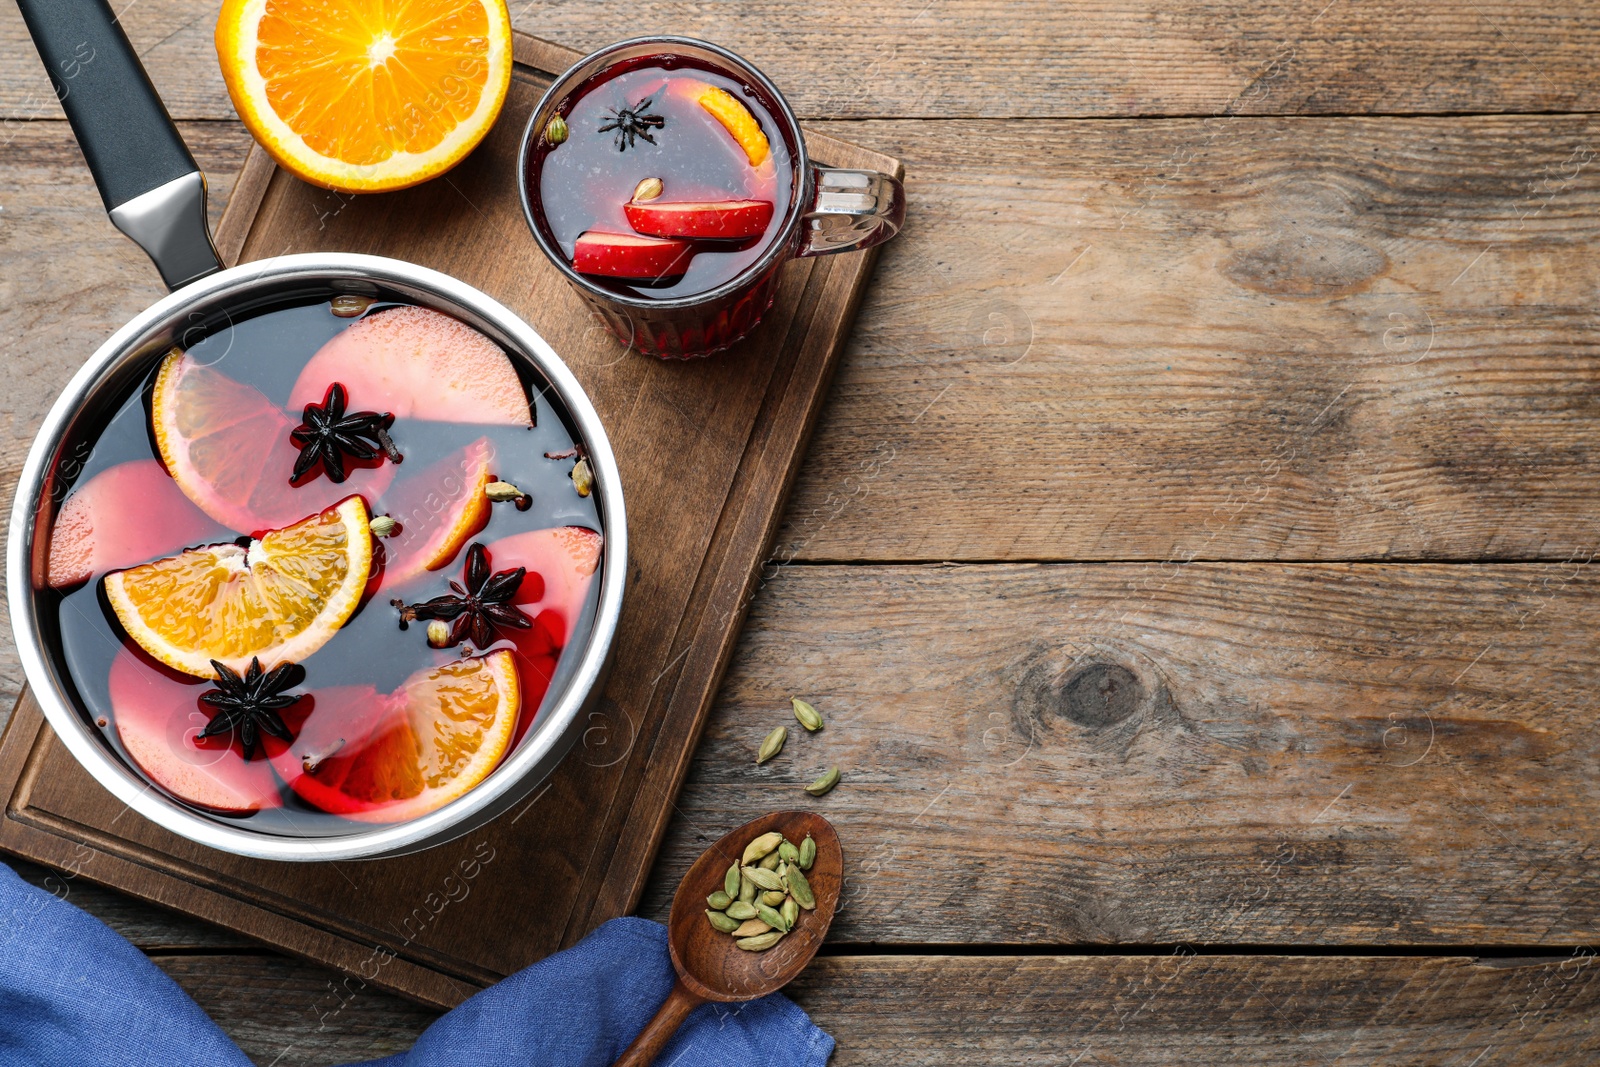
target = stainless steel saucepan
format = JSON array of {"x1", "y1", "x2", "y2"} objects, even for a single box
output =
[{"x1": 7, "y1": 0, "x2": 627, "y2": 861}]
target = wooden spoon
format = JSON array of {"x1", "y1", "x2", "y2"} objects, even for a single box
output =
[{"x1": 611, "y1": 810, "x2": 842, "y2": 1067}]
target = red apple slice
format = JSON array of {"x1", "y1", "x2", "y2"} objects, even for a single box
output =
[
  {"x1": 573, "y1": 231, "x2": 694, "y2": 280},
  {"x1": 482, "y1": 526, "x2": 603, "y2": 739},
  {"x1": 48, "y1": 460, "x2": 230, "y2": 588},
  {"x1": 374, "y1": 437, "x2": 495, "y2": 583},
  {"x1": 624, "y1": 199, "x2": 775, "y2": 241},
  {"x1": 288, "y1": 306, "x2": 532, "y2": 427},
  {"x1": 109, "y1": 650, "x2": 283, "y2": 814}
]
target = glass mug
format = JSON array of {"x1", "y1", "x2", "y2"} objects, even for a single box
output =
[{"x1": 518, "y1": 37, "x2": 906, "y2": 360}]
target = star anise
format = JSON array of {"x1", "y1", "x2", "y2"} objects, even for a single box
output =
[
  {"x1": 290, "y1": 382, "x2": 403, "y2": 484},
  {"x1": 391, "y1": 542, "x2": 531, "y2": 648},
  {"x1": 597, "y1": 95, "x2": 665, "y2": 152},
  {"x1": 197, "y1": 657, "x2": 304, "y2": 760}
]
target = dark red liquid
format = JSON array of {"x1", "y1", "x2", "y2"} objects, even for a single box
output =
[
  {"x1": 44, "y1": 299, "x2": 602, "y2": 836},
  {"x1": 531, "y1": 59, "x2": 795, "y2": 300}
]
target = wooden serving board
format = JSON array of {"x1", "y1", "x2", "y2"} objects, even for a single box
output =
[{"x1": 0, "y1": 33, "x2": 899, "y2": 1009}]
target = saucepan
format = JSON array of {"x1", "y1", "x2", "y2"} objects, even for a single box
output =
[{"x1": 6, "y1": 0, "x2": 626, "y2": 860}]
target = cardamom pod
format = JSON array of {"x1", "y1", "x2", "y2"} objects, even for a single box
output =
[
  {"x1": 707, "y1": 890, "x2": 732, "y2": 910},
  {"x1": 798, "y1": 835, "x2": 815, "y2": 870},
  {"x1": 760, "y1": 890, "x2": 786, "y2": 906},
  {"x1": 369, "y1": 514, "x2": 398, "y2": 537},
  {"x1": 706, "y1": 909, "x2": 740, "y2": 933},
  {"x1": 330, "y1": 295, "x2": 374, "y2": 318},
  {"x1": 759, "y1": 850, "x2": 781, "y2": 871},
  {"x1": 545, "y1": 115, "x2": 569, "y2": 145},
  {"x1": 805, "y1": 766, "x2": 841, "y2": 797},
  {"x1": 787, "y1": 864, "x2": 816, "y2": 910},
  {"x1": 736, "y1": 930, "x2": 785, "y2": 951},
  {"x1": 485, "y1": 480, "x2": 524, "y2": 502},
  {"x1": 732, "y1": 918, "x2": 771, "y2": 937},
  {"x1": 632, "y1": 176, "x2": 664, "y2": 202},
  {"x1": 571, "y1": 457, "x2": 593, "y2": 497},
  {"x1": 781, "y1": 896, "x2": 799, "y2": 928},
  {"x1": 756, "y1": 902, "x2": 789, "y2": 933},
  {"x1": 741, "y1": 832, "x2": 784, "y2": 865},
  {"x1": 791, "y1": 697, "x2": 823, "y2": 731},
  {"x1": 742, "y1": 866, "x2": 785, "y2": 892},
  {"x1": 756, "y1": 726, "x2": 787, "y2": 764},
  {"x1": 426, "y1": 620, "x2": 452, "y2": 648},
  {"x1": 724, "y1": 861, "x2": 741, "y2": 899},
  {"x1": 725, "y1": 900, "x2": 758, "y2": 921},
  {"x1": 779, "y1": 840, "x2": 800, "y2": 866},
  {"x1": 738, "y1": 875, "x2": 757, "y2": 904}
]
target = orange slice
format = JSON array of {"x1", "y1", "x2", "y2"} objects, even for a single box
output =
[
  {"x1": 376, "y1": 437, "x2": 494, "y2": 582},
  {"x1": 105, "y1": 497, "x2": 373, "y2": 678},
  {"x1": 270, "y1": 651, "x2": 519, "y2": 822},
  {"x1": 695, "y1": 84, "x2": 770, "y2": 167},
  {"x1": 215, "y1": 0, "x2": 513, "y2": 193},
  {"x1": 152, "y1": 348, "x2": 393, "y2": 535}
]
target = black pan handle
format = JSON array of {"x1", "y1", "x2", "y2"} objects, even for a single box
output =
[{"x1": 14, "y1": 0, "x2": 222, "y2": 289}]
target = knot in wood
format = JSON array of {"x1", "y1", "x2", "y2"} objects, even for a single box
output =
[{"x1": 1059, "y1": 662, "x2": 1144, "y2": 728}]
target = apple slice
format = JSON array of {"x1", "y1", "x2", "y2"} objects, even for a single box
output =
[
  {"x1": 288, "y1": 306, "x2": 531, "y2": 427},
  {"x1": 624, "y1": 199, "x2": 774, "y2": 241},
  {"x1": 482, "y1": 526, "x2": 602, "y2": 740},
  {"x1": 48, "y1": 460, "x2": 230, "y2": 588},
  {"x1": 573, "y1": 231, "x2": 693, "y2": 280},
  {"x1": 109, "y1": 650, "x2": 283, "y2": 814}
]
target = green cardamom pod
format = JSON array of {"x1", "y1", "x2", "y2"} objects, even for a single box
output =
[
  {"x1": 756, "y1": 902, "x2": 789, "y2": 932},
  {"x1": 760, "y1": 890, "x2": 786, "y2": 906},
  {"x1": 742, "y1": 866, "x2": 785, "y2": 892},
  {"x1": 779, "y1": 840, "x2": 800, "y2": 866},
  {"x1": 732, "y1": 918, "x2": 771, "y2": 937},
  {"x1": 741, "y1": 831, "x2": 784, "y2": 865},
  {"x1": 738, "y1": 876, "x2": 757, "y2": 904},
  {"x1": 725, "y1": 900, "x2": 759, "y2": 921},
  {"x1": 798, "y1": 834, "x2": 815, "y2": 870},
  {"x1": 545, "y1": 114, "x2": 569, "y2": 145},
  {"x1": 805, "y1": 766, "x2": 841, "y2": 797},
  {"x1": 707, "y1": 890, "x2": 732, "y2": 910},
  {"x1": 706, "y1": 909, "x2": 740, "y2": 933},
  {"x1": 756, "y1": 726, "x2": 787, "y2": 764},
  {"x1": 736, "y1": 930, "x2": 785, "y2": 951},
  {"x1": 791, "y1": 697, "x2": 824, "y2": 732},
  {"x1": 724, "y1": 861, "x2": 741, "y2": 899},
  {"x1": 787, "y1": 864, "x2": 816, "y2": 910},
  {"x1": 759, "y1": 850, "x2": 782, "y2": 871},
  {"x1": 781, "y1": 896, "x2": 799, "y2": 928}
]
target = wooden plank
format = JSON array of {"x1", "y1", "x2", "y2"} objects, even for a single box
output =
[
  {"x1": 778, "y1": 113, "x2": 1600, "y2": 563},
  {"x1": 144, "y1": 950, "x2": 1600, "y2": 1065},
  {"x1": 787, "y1": 954, "x2": 1600, "y2": 1065},
  {"x1": 641, "y1": 562, "x2": 1600, "y2": 945},
  {"x1": 0, "y1": 38, "x2": 902, "y2": 1009},
  {"x1": 4, "y1": 0, "x2": 1599, "y2": 121}
]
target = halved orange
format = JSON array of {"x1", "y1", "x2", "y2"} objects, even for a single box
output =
[
  {"x1": 152, "y1": 348, "x2": 394, "y2": 535},
  {"x1": 216, "y1": 0, "x2": 513, "y2": 193},
  {"x1": 269, "y1": 651, "x2": 519, "y2": 822},
  {"x1": 105, "y1": 497, "x2": 373, "y2": 678}
]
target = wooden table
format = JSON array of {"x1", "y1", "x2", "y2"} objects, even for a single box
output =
[{"x1": 3, "y1": 2, "x2": 1598, "y2": 1062}]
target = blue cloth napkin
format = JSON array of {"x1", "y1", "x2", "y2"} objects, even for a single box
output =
[{"x1": 0, "y1": 861, "x2": 833, "y2": 1067}]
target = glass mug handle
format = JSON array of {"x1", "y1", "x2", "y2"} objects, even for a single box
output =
[{"x1": 797, "y1": 165, "x2": 906, "y2": 258}]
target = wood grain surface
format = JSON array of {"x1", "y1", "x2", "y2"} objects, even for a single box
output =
[
  {"x1": 3, "y1": 0, "x2": 1597, "y2": 120},
  {"x1": 641, "y1": 562, "x2": 1600, "y2": 946}
]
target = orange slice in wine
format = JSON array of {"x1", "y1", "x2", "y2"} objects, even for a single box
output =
[
  {"x1": 104, "y1": 497, "x2": 373, "y2": 678},
  {"x1": 151, "y1": 348, "x2": 393, "y2": 535},
  {"x1": 376, "y1": 437, "x2": 494, "y2": 582},
  {"x1": 270, "y1": 651, "x2": 519, "y2": 822}
]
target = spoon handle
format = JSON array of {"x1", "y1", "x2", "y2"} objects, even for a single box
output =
[{"x1": 612, "y1": 977, "x2": 706, "y2": 1067}]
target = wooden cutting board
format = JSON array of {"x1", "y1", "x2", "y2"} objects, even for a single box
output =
[{"x1": 0, "y1": 32, "x2": 899, "y2": 1009}]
